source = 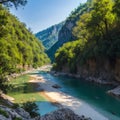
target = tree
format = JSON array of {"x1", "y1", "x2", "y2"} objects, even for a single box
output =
[
  {"x1": 73, "y1": 13, "x2": 91, "y2": 41},
  {"x1": 0, "y1": 0, "x2": 27, "y2": 8},
  {"x1": 21, "y1": 102, "x2": 39, "y2": 118},
  {"x1": 0, "y1": 6, "x2": 50, "y2": 93},
  {"x1": 113, "y1": 0, "x2": 120, "y2": 17},
  {"x1": 87, "y1": 0, "x2": 115, "y2": 39}
]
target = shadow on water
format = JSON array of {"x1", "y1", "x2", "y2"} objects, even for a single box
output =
[{"x1": 38, "y1": 71, "x2": 120, "y2": 120}]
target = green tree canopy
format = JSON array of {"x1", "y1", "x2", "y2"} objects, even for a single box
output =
[{"x1": 54, "y1": 0, "x2": 120, "y2": 74}]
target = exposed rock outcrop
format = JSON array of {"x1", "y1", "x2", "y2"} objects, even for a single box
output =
[
  {"x1": 0, "y1": 105, "x2": 31, "y2": 120},
  {"x1": 0, "y1": 105, "x2": 92, "y2": 120},
  {"x1": 47, "y1": 3, "x2": 89, "y2": 62},
  {"x1": 35, "y1": 22, "x2": 64, "y2": 50},
  {"x1": 40, "y1": 108, "x2": 91, "y2": 120},
  {"x1": 52, "y1": 84, "x2": 61, "y2": 89},
  {"x1": 107, "y1": 86, "x2": 120, "y2": 98},
  {"x1": 57, "y1": 58, "x2": 120, "y2": 85}
]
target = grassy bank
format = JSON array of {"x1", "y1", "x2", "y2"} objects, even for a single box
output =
[{"x1": 7, "y1": 74, "x2": 46, "y2": 103}]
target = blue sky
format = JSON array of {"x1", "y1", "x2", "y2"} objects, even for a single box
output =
[{"x1": 10, "y1": 0, "x2": 87, "y2": 33}]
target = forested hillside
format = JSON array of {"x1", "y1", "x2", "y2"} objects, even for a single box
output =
[
  {"x1": 35, "y1": 22, "x2": 64, "y2": 50},
  {"x1": 47, "y1": 2, "x2": 90, "y2": 61},
  {"x1": 54, "y1": 0, "x2": 120, "y2": 82},
  {"x1": 0, "y1": 5, "x2": 50, "y2": 75}
]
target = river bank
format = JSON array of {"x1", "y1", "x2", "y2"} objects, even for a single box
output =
[
  {"x1": 29, "y1": 74, "x2": 109, "y2": 120},
  {"x1": 50, "y1": 71, "x2": 119, "y2": 85},
  {"x1": 0, "y1": 67, "x2": 92, "y2": 120},
  {"x1": 50, "y1": 71, "x2": 120, "y2": 99},
  {"x1": 3, "y1": 65, "x2": 120, "y2": 119}
]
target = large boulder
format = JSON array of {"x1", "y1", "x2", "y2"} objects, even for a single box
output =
[
  {"x1": 40, "y1": 108, "x2": 92, "y2": 120},
  {"x1": 107, "y1": 86, "x2": 120, "y2": 98}
]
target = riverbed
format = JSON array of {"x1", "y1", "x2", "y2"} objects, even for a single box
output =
[{"x1": 37, "y1": 71, "x2": 120, "y2": 120}]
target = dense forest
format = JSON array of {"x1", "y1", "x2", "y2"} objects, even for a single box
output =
[
  {"x1": 54, "y1": 0, "x2": 120, "y2": 81},
  {"x1": 0, "y1": 5, "x2": 50, "y2": 92}
]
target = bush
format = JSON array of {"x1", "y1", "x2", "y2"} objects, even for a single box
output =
[
  {"x1": 0, "y1": 108, "x2": 9, "y2": 118},
  {"x1": 13, "y1": 117, "x2": 22, "y2": 120},
  {"x1": 12, "y1": 103, "x2": 20, "y2": 109},
  {"x1": 21, "y1": 102, "x2": 39, "y2": 118}
]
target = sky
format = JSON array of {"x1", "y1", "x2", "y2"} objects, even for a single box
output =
[{"x1": 10, "y1": 0, "x2": 87, "y2": 33}]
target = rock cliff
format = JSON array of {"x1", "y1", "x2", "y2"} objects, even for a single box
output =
[
  {"x1": 40, "y1": 108, "x2": 91, "y2": 120},
  {"x1": 46, "y1": 3, "x2": 89, "y2": 61},
  {"x1": 35, "y1": 22, "x2": 64, "y2": 50},
  {"x1": 0, "y1": 105, "x2": 91, "y2": 120},
  {"x1": 0, "y1": 105, "x2": 31, "y2": 120},
  {"x1": 60, "y1": 58, "x2": 120, "y2": 85}
]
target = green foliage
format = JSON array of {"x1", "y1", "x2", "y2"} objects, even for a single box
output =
[
  {"x1": 7, "y1": 75, "x2": 46, "y2": 103},
  {"x1": 46, "y1": 3, "x2": 89, "y2": 62},
  {"x1": 113, "y1": 0, "x2": 120, "y2": 17},
  {"x1": 88, "y1": 0, "x2": 115, "y2": 39},
  {"x1": 13, "y1": 117, "x2": 22, "y2": 120},
  {"x1": 21, "y1": 102, "x2": 39, "y2": 118},
  {"x1": 0, "y1": 108, "x2": 9, "y2": 118},
  {"x1": 55, "y1": 40, "x2": 85, "y2": 73},
  {"x1": 12, "y1": 103, "x2": 20, "y2": 109},
  {"x1": 0, "y1": 5, "x2": 50, "y2": 92},
  {"x1": 54, "y1": 0, "x2": 120, "y2": 74},
  {"x1": 0, "y1": 5, "x2": 50, "y2": 72},
  {"x1": 0, "y1": 69, "x2": 9, "y2": 93}
]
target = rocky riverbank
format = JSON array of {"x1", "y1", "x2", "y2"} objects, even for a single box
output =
[
  {"x1": 0, "y1": 105, "x2": 31, "y2": 120},
  {"x1": 0, "y1": 93, "x2": 91, "y2": 120},
  {"x1": 50, "y1": 71, "x2": 120, "y2": 100},
  {"x1": 40, "y1": 108, "x2": 92, "y2": 120},
  {"x1": 29, "y1": 74, "x2": 109, "y2": 120},
  {"x1": 0, "y1": 66, "x2": 92, "y2": 120},
  {"x1": 0, "y1": 104, "x2": 91, "y2": 120},
  {"x1": 107, "y1": 86, "x2": 120, "y2": 98},
  {"x1": 50, "y1": 71, "x2": 118, "y2": 85}
]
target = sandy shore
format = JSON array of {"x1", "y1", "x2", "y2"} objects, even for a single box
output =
[{"x1": 29, "y1": 74, "x2": 109, "y2": 120}]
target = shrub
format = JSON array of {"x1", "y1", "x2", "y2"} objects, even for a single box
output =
[
  {"x1": 0, "y1": 108, "x2": 9, "y2": 118},
  {"x1": 21, "y1": 102, "x2": 39, "y2": 118}
]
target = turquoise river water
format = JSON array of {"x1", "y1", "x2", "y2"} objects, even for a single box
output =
[{"x1": 36, "y1": 71, "x2": 120, "y2": 120}]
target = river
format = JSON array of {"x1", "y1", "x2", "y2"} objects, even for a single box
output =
[{"x1": 36, "y1": 71, "x2": 120, "y2": 120}]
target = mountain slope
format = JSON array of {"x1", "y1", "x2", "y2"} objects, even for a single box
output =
[
  {"x1": 35, "y1": 22, "x2": 64, "y2": 50},
  {"x1": 54, "y1": 0, "x2": 120, "y2": 82},
  {"x1": 0, "y1": 5, "x2": 50, "y2": 73},
  {"x1": 47, "y1": 3, "x2": 89, "y2": 61}
]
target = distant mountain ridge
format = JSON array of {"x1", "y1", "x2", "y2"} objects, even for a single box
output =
[
  {"x1": 36, "y1": 1, "x2": 90, "y2": 62},
  {"x1": 35, "y1": 22, "x2": 64, "y2": 50},
  {"x1": 47, "y1": 3, "x2": 89, "y2": 61}
]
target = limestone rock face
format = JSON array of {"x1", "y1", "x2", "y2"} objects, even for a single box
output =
[
  {"x1": 15, "y1": 107, "x2": 31, "y2": 119},
  {"x1": 40, "y1": 108, "x2": 92, "y2": 120},
  {"x1": 0, "y1": 105, "x2": 31, "y2": 120},
  {"x1": 35, "y1": 22, "x2": 64, "y2": 50}
]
